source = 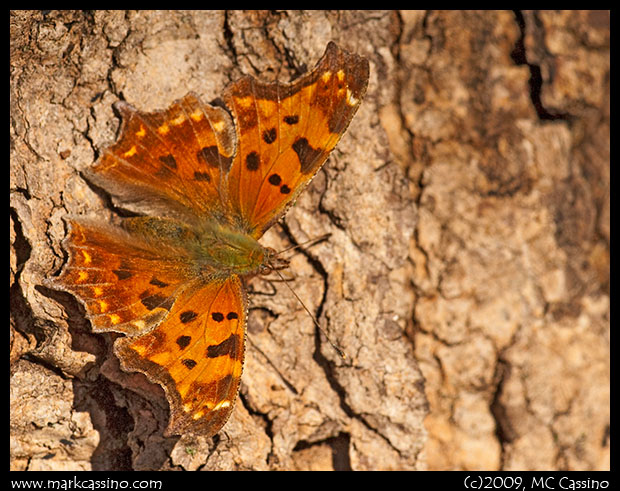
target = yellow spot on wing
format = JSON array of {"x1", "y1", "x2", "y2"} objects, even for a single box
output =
[
  {"x1": 235, "y1": 96, "x2": 254, "y2": 109},
  {"x1": 108, "y1": 314, "x2": 121, "y2": 325},
  {"x1": 93, "y1": 286, "x2": 103, "y2": 297},
  {"x1": 98, "y1": 300, "x2": 108, "y2": 313},
  {"x1": 190, "y1": 110, "x2": 203, "y2": 122},
  {"x1": 212, "y1": 120, "x2": 225, "y2": 132},
  {"x1": 321, "y1": 71, "x2": 332, "y2": 83},
  {"x1": 346, "y1": 88, "x2": 359, "y2": 107},
  {"x1": 214, "y1": 400, "x2": 231, "y2": 410},
  {"x1": 158, "y1": 123, "x2": 170, "y2": 135},
  {"x1": 123, "y1": 146, "x2": 137, "y2": 158},
  {"x1": 136, "y1": 125, "x2": 146, "y2": 138},
  {"x1": 132, "y1": 343, "x2": 147, "y2": 356},
  {"x1": 171, "y1": 113, "x2": 186, "y2": 126},
  {"x1": 81, "y1": 250, "x2": 92, "y2": 264},
  {"x1": 77, "y1": 271, "x2": 88, "y2": 282}
]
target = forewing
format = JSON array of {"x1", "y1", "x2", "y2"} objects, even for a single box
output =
[
  {"x1": 88, "y1": 93, "x2": 236, "y2": 224},
  {"x1": 222, "y1": 42, "x2": 369, "y2": 237}
]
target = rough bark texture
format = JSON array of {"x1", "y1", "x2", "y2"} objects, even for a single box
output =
[{"x1": 10, "y1": 10, "x2": 609, "y2": 471}]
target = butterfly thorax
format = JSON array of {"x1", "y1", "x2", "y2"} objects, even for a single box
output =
[{"x1": 197, "y1": 223, "x2": 268, "y2": 277}]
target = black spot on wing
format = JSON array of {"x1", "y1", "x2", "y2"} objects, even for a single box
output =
[
  {"x1": 292, "y1": 137, "x2": 324, "y2": 174},
  {"x1": 206, "y1": 334, "x2": 241, "y2": 359}
]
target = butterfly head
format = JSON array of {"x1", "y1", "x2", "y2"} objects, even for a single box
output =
[{"x1": 260, "y1": 247, "x2": 290, "y2": 275}]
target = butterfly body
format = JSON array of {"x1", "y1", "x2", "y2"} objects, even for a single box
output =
[
  {"x1": 49, "y1": 42, "x2": 369, "y2": 436},
  {"x1": 191, "y1": 221, "x2": 273, "y2": 278},
  {"x1": 121, "y1": 215, "x2": 275, "y2": 278}
]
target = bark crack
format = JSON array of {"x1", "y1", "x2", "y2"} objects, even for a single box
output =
[{"x1": 511, "y1": 10, "x2": 572, "y2": 122}]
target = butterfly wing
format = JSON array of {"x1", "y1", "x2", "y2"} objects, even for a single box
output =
[
  {"x1": 87, "y1": 93, "x2": 236, "y2": 225},
  {"x1": 115, "y1": 275, "x2": 246, "y2": 437},
  {"x1": 49, "y1": 218, "x2": 246, "y2": 436},
  {"x1": 222, "y1": 41, "x2": 369, "y2": 237},
  {"x1": 48, "y1": 218, "x2": 196, "y2": 336}
]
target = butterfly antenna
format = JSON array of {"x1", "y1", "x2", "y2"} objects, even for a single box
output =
[
  {"x1": 277, "y1": 233, "x2": 332, "y2": 256},
  {"x1": 273, "y1": 268, "x2": 347, "y2": 360}
]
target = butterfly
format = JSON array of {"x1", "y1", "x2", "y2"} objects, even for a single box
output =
[{"x1": 47, "y1": 42, "x2": 369, "y2": 437}]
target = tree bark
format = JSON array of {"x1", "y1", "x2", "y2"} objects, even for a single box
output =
[{"x1": 10, "y1": 10, "x2": 608, "y2": 471}]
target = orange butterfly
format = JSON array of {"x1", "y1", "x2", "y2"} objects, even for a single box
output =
[{"x1": 47, "y1": 42, "x2": 369, "y2": 437}]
